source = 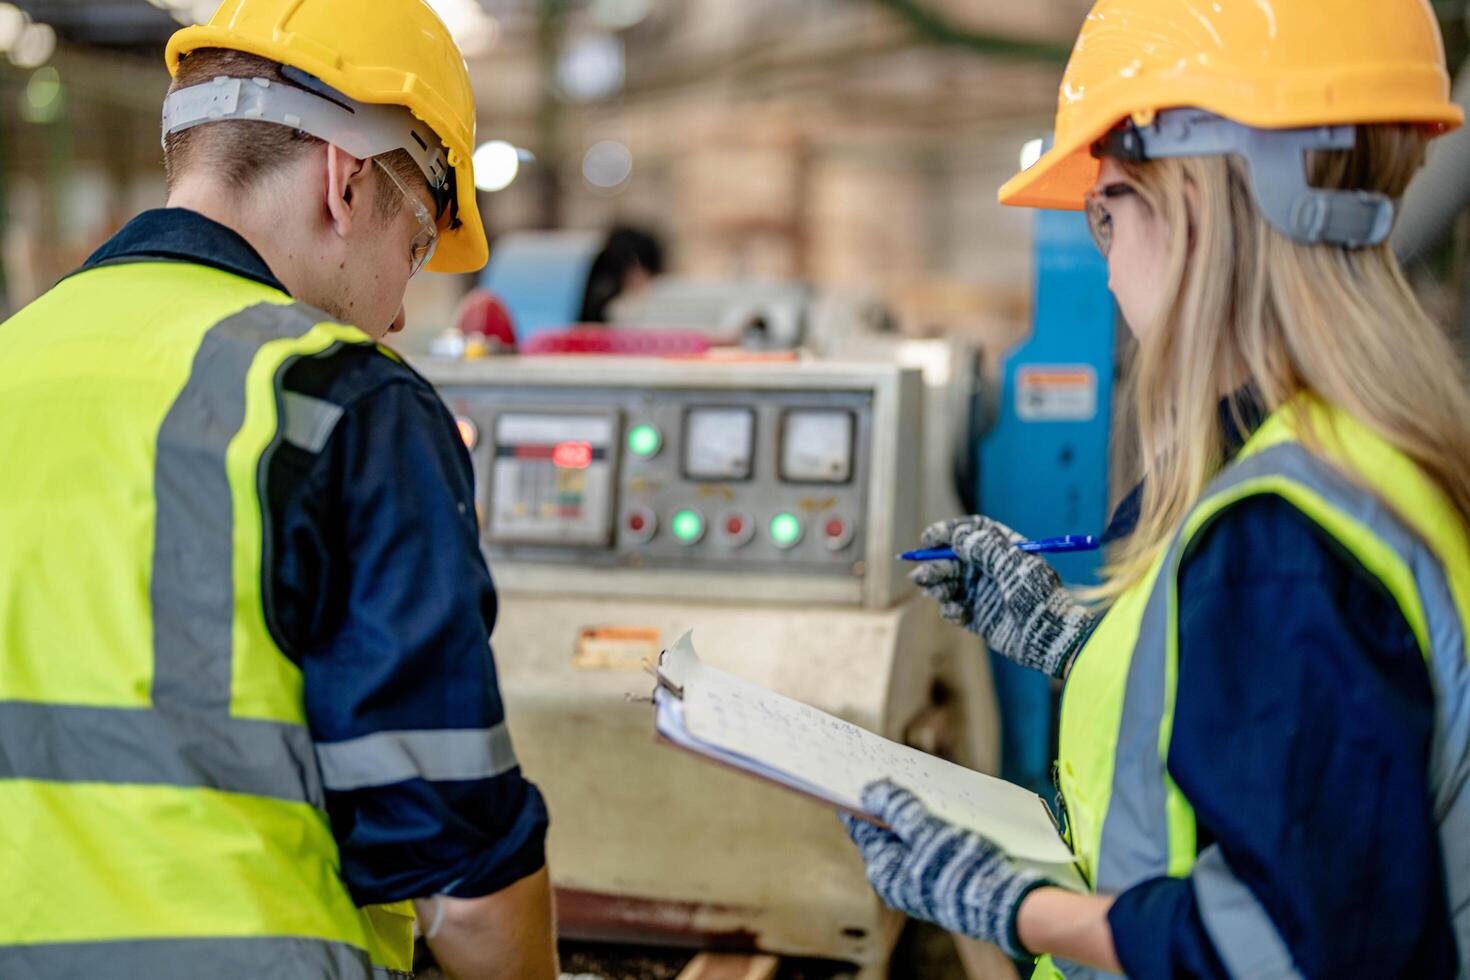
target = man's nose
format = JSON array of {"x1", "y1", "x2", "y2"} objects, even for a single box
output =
[{"x1": 388, "y1": 305, "x2": 407, "y2": 335}]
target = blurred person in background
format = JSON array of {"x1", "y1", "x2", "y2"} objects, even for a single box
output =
[
  {"x1": 843, "y1": 1, "x2": 1470, "y2": 977},
  {"x1": 0, "y1": 2, "x2": 556, "y2": 979},
  {"x1": 578, "y1": 225, "x2": 666, "y2": 323}
]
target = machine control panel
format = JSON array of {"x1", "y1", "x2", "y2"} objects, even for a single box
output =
[
  {"x1": 423, "y1": 358, "x2": 921, "y2": 607},
  {"x1": 488, "y1": 412, "x2": 617, "y2": 546}
]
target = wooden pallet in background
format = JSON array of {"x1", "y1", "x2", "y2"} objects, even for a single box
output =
[{"x1": 675, "y1": 952, "x2": 781, "y2": 980}]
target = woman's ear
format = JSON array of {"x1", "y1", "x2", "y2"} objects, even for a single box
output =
[{"x1": 324, "y1": 143, "x2": 371, "y2": 240}]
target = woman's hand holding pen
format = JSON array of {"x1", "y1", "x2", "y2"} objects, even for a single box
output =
[{"x1": 912, "y1": 516, "x2": 1095, "y2": 679}]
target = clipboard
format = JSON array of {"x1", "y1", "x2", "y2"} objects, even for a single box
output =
[{"x1": 651, "y1": 631, "x2": 1086, "y2": 891}]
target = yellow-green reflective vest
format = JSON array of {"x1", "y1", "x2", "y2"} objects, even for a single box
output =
[
  {"x1": 1036, "y1": 400, "x2": 1470, "y2": 979},
  {"x1": 0, "y1": 260, "x2": 417, "y2": 978}
]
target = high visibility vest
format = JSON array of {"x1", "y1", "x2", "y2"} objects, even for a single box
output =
[
  {"x1": 1036, "y1": 400, "x2": 1470, "y2": 979},
  {"x1": 0, "y1": 260, "x2": 417, "y2": 978}
]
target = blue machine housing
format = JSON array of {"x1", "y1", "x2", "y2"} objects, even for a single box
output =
[
  {"x1": 978, "y1": 208, "x2": 1117, "y2": 798},
  {"x1": 478, "y1": 231, "x2": 604, "y2": 341}
]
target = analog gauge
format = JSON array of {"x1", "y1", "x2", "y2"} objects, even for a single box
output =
[
  {"x1": 780, "y1": 409, "x2": 855, "y2": 484},
  {"x1": 682, "y1": 407, "x2": 756, "y2": 481}
]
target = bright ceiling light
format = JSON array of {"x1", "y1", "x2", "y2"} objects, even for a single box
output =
[
  {"x1": 582, "y1": 140, "x2": 633, "y2": 191},
  {"x1": 9, "y1": 21, "x2": 54, "y2": 69},
  {"x1": 21, "y1": 64, "x2": 64, "y2": 123},
  {"x1": 557, "y1": 33, "x2": 624, "y2": 101},
  {"x1": 0, "y1": 4, "x2": 28, "y2": 52},
  {"x1": 473, "y1": 140, "x2": 521, "y2": 192}
]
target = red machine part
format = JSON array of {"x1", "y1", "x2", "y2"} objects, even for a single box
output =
[
  {"x1": 521, "y1": 328, "x2": 711, "y2": 357},
  {"x1": 453, "y1": 289, "x2": 518, "y2": 351}
]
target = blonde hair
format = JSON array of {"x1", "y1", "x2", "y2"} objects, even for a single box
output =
[{"x1": 1096, "y1": 125, "x2": 1470, "y2": 601}]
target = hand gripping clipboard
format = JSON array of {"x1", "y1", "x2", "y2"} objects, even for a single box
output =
[{"x1": 651, "y1": 631, "x2": 1086, "y2": 891}]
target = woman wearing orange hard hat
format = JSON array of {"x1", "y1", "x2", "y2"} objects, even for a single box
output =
[{"x1": 844, "y1": 1, "x2": 1470, "y2": 976}]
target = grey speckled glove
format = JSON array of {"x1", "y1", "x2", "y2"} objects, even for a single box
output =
[
  {"x1": 912, "y1": 515, "x2": 1094, "y2": 678},
  {"x1": 842, "y1": 781, "x2": 1049, "y2": 959}
]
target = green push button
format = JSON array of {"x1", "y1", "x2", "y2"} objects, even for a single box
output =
[
  {"x1": 627, "y1": 424, "x2": 662, "y2": 458},
  {"x1": 770, "y1": 512, "x2": 803, "y2": 549},
  {"x1": 671, "y1": 509, "x2": 705, "y2": 544}
]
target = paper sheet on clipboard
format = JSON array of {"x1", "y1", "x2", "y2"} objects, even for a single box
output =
[{"x1": 652, "y1": 631, "x2": 1085, "y2": 891}]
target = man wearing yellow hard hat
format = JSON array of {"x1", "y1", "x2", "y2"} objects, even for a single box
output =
[
  {"x1": 0, "y1": 2, "x2": 556, "y2": 978},
  {"x1": 843, "y1": 1, "x2": 1470, "y2": 977}
]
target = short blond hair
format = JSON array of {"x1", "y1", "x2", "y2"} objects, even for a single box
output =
[{"x1": 164, "y1": 47, "x2": 424, "y2": 222}]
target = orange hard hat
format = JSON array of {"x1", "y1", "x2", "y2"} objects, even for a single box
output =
[{"x1": 1000, "y1": 0, "x2": 1464, "y2": 211}]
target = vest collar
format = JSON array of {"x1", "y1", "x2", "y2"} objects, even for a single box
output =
[{"x1": 79, "y1": 209, "x2": 289, "y2": 295}]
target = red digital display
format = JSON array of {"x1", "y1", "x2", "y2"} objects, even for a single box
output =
[{"x1": 553, "y1": 441, "x2": 594, "y2": 469}]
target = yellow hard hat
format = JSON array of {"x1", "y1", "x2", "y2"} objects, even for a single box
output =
[
  {"x1": 167, "y1": 0, "x2": 488, "y2": 274},
  {"x1": 1000, "y1": 0, "x2": 1464, "y2": 211}
]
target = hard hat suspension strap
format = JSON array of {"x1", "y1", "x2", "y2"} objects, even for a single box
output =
[
  {"x1": 162, "y1": 74, "x2": 457, "y2": 225},
  {"x1": 1093, "y1": 108, "x2": 1396, "y2": 249}
]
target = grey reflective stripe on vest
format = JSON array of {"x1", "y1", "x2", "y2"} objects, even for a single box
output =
[
  {"x1": 0, "y1": 701, "x2": 318, "y2": 801},
  {"x1": 1054, "y1": 529, "x2": 1182, "y2": 980},
  {"x1": 0, "y1": 935, "x2": 375, "y2": 980},
  {"x1": 282, "y1": 390, "x2": 347, "y2": 452},
  {"x1": 4, "y1": 302, "x2": 337, "y2": 807},
  {"x1": 1193, "y1": 846, "x2": 1299, "y2": 978},
  {"x1": 151, "y1": 301, "x2": 323, "y2": 714},
  {"x1": 317, "y1": 724, "x2": 520, "y2": 791},
  {"x1": 1060, "y1": 441, "x2": 1470, "y2": 979}
]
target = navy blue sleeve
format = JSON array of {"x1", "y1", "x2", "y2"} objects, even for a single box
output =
[
  {"x1": 274, "y1": 370, "x2": 547, "y2": 905},
  {"x1": 1107, "y1": 495, "x2": 1454, "y2": 978}
]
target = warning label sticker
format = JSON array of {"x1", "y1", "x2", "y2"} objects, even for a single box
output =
[
  {"x1": 1016, "y1": 365, "x2": 1098, "y2": 422},
  {"x1": 574, "y1": 626, "x2": 663, "y2": 671}
]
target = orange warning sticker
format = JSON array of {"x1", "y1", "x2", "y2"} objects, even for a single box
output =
[
  {"x1": 574, "y1": 626, "x2": 663, "y2": 671},
  {"x1": 1016, "y1": 365, "x2": 1098, "y2": 421}
]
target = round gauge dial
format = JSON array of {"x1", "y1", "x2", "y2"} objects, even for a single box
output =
[
  {"x1": 682, "y1": 407, "x2": 756, "y2": 481},
  {"x1": 780, "y1": 409, "x2": 855, "y2": 484}
]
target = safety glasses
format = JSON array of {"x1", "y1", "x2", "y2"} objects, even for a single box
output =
[
  {"x1": 1083, "y1": 182, "x2": 1138, "y2": 258},
  {"x1": 374, "y1": 158, "x2": 440, "y2": 277}
]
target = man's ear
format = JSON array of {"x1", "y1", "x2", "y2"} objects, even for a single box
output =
[{"x1": 324, "y1": 143, "x2": 372, "y2": 240}]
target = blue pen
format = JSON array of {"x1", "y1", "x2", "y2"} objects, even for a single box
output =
[{"x1": 899, "y1": 534, "x2": 1101, "y2": 562}]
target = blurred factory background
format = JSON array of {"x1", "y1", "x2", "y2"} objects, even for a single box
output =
[
  {"x1": 0, "y1": 6, "x2": 1193, "y2": 345},
  {"x1": 4, "y1": 1, "x2": 1468, "y2": 352}
]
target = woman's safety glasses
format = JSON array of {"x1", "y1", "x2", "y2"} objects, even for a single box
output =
[
  {"x1": 1084, "y1": 182, "x2": 1138, "y2": 258},
  {"x1": 375, "y1": 158, "x2": 440, "y2": 277}
]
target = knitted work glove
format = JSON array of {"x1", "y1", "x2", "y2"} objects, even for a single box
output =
[
  {"x1": 911, "y1": 515, "x2": 1094, "y2": 678},
  {"x1": 842, "y1": 781, "x2": 1049, "y2": 958}
]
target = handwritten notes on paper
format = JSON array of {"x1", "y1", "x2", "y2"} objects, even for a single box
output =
[{"x1": 654, "y1": 631, "x2": 1084, "y2": 888}]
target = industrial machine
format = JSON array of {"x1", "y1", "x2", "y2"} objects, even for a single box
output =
[
  {"x1": 447, "y1": 212, "x2": 1117, "y2": 972},
  {"x1": 418, "y1": 355, "x2": 999, "y2": 975}
]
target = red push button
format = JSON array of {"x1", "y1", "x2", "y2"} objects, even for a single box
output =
[
  {"x1": 624, "y1": 506, "x2": 657, "y2": 544},
  {"x1": 822, "y1": 515, "x2": 854, "y2": 551},
  {"x1": 718, "y1": 510, "x2": 755, "y2": 547}
]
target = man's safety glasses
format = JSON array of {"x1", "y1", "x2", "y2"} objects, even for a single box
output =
[{"x1": 375, "y1": 158, "x2": 440, "y2": 277}]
